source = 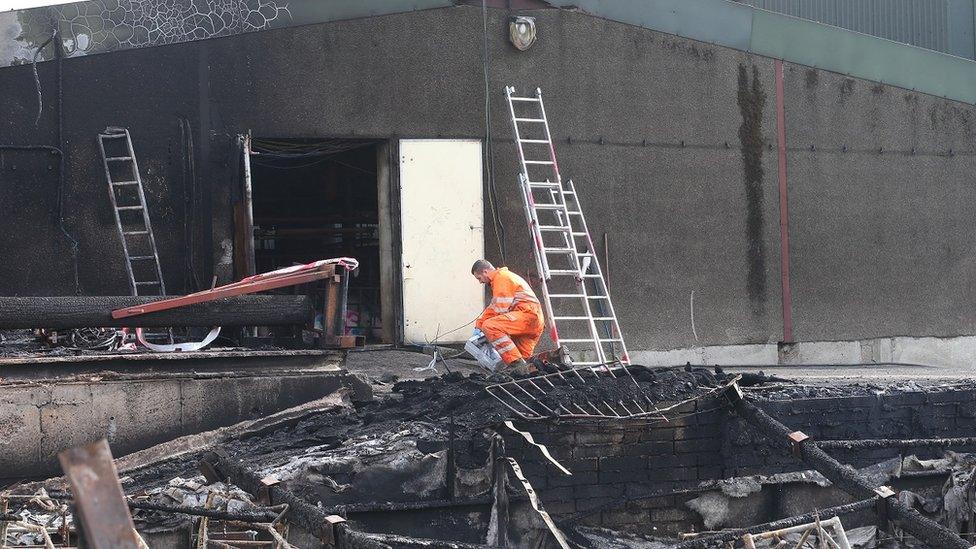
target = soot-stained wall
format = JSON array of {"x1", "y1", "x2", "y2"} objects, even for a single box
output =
[
  {"x1": 505, "y1": 389, "x2": 976, "y2": 535},
  {"x1": 0, "y1": 5, "x2": 973, "y2": 349}
]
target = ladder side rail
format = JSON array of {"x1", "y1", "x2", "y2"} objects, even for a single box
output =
[
  {"x1": 519, "y1": 175, "x2": 548, "y2": 286},
  {"x1": 520, "y1": 176, "x2": 560, "y2": 343},
  {"x1": 506, "y1": 88, "x2": 553, "y2": 279},
  {"x1": 98, "y1": 134, "x2": 137, "y2": 296},
  {"x1": 565, "y1": 180, "x2": 630, "y2": 363},
  {"x1": 124, "y1": 130, "x2": 167, "y2": 296},
  {"x1": 534, "y1": 88, "x2": 562, "y2": 184}
]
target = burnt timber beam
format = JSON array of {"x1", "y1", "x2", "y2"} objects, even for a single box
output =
[
  {"x1": 0, "y1": 295, "x2": 313, "y2": 329},
  {"x1": 817, "y1": 437, "x2": 976, "y2": 450},
  {"x1": 730, "y1": 394, "x2": 971, "y2": 549}
]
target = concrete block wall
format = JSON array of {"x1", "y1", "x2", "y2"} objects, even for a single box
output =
[
  {"x1": 0, "y1": 369, "x2": 366, "y2": 480},
  {"x1": 504, "y1": 397, "x2": 729, "y2": 535}
]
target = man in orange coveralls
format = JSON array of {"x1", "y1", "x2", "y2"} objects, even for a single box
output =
[{"x1": 472, "y1": 259, "x2": 545, "y2": 374}]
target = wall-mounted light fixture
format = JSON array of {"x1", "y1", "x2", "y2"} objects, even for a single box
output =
[{"x1": 509, "y1": 16, "x2": 537, "y2": 51}]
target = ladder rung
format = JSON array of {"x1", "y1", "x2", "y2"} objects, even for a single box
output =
[
  {"x1": 581, "y1": 274, "x2": 603, "y2": 278},
  {"x1": 524, "y1": 160, "x2": 554, "y2": 165},
  {"x1": 129, "y1": 256, "x2": 156, "y2": 260},
  {"x1": 105, "y1": 156, "x2": 133, "y2": 161},
  {"x1": 544, "y1": 248, "x2": 575, "y2": 253},
  {"x1": 588, "y1": 296, "x2": 610, "y2": 300},
  {"x1": 509, "y1": 97, "x2": 541, "y2": 102},
  {"x1": 539, "y1": 226, "x2": 570, "y2": 232},
  {"x1": 514, "y1": 117, "x2": 545, "y2": 123},
  {"x1": 123, "y1": 230, "x2": 149, "y2": 235},
  {"x1": 560, "y1": 338, "x2": 624, "y2": 343},
  {"x1": 113, "y1": 181, "x2": 139, "y2": 186},
  {"x1": 533, "y1": 204, "x2": 568, "y2": 210},
  {"x1": 116, "y1": 205, "x2": 144, "y2": 210},
  {"x1": 519, "y1": 139, "x2": 549, "y2": 143},
  {"x1": 592, "y1": 317, "x2": 615, "y2": 320},
  {"x1": 572, "y1": 232, "x2": 588, "y2": 236},
  {"x1": 549, "y1": 294, "x2": 585, "y2": 298},
  {"x1": 548, "y1": 269, "x2": 581, "y2": 275},
  {"x1": 135, "y1": 281, "x2": 160, "y2": 286},
  {"x1": 553, "y1": 316, "x2": 592, "y2": 320},
  {"x1": 529, "y1": 182, "x2": 560, "y2": 188}
]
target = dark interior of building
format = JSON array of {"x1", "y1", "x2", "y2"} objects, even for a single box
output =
[{"x1": 249, "y1": 138, "x2": 382, "y2": 341}]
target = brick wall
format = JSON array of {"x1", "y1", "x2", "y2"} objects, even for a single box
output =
[
  {"x1": 727, "y1": 389, "x2": 976, "y2": 477},
  {"x1": 503, "y1": 389, "x2": 976, "y2": 536},
  {"x1": 503, "y1": 396, "x2": 728, "y2": 535}
]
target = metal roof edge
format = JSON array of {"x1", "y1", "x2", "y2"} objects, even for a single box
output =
[{"x1": 546, "y1": 0, "x2": 976, "y2": 104}]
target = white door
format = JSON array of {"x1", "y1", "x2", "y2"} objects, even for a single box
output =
[{"x1": 399, "y1": 139, "x2": 484, "y2": 344}]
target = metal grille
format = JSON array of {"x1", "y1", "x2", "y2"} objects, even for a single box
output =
[{"x1": 485, "y1": 366, "x2": 740, "y2": 421}]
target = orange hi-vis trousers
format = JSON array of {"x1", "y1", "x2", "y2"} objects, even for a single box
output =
[
  {"x1": 476, "y1": 267, "x2": 546, "y2": 364},
  {"x1": 481, "y1": 308, "x2": 545, "y2": 364}
]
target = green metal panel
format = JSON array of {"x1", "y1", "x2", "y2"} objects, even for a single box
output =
[
  {"x1": 750, "y1": 8, "x2": 976, "y2": 103},
  {"x1": 547, "y1": 0, "x2": 976, "y2": 105},
  {"x1": 544, "y1": 0, "x2": 754, "y2": 50}
]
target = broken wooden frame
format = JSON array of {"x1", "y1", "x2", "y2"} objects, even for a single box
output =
[
  {"x1": 0, "y1": 491, "x2": 75, "y2": 548},
  {"x1": 728, "y1": 387, "x2": 972, "y2": 549},
  {"x1": 741, "y1": 515, "x2": 852, "y2": 549}
]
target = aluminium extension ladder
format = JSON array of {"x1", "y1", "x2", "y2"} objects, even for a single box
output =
[
  {"x1": 504, "y1": 86, "x2": 629, "y2": 367},
  {"x1": 97, "y1": 127, "x2": 167, "y2": 297}
]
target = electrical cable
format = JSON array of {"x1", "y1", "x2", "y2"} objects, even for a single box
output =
[
  {"x1": 429, "y1": 315, "x2": 480, "y2": 346},
  {"x1": 53, "y1": 29, "x2": 80, "y2": 295},
  {"x1": 249, "y1": 156, "x2": 334, "y2": 170},
  {"x1": 31, "y1": 34, "x2": 55, "y2": 127},
  {"x1": 482, "y1": 0, "x2": 506, "y2": 264}
]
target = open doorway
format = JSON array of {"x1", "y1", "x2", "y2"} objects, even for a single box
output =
[{"x1": 247, "y1": 138, "x2": 388, "y2": 343}]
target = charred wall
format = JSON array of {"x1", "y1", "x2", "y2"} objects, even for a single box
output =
[
  {"x1": 0, "y1": 5, "x2": 974, "y2": 349},
  {"x1": 503, "y1": 389, "x2": 976, "y2": 536},
  {"x1": 504, "y1": 397, "x2": 727, "y2": 536},
  {"x1": 727, "y1": 390, "x2": 976, "y2": 477}
]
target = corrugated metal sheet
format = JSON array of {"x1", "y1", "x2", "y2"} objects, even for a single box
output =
[{"x1": 740, "y1": 0, "x2": 950, "y2": 54}]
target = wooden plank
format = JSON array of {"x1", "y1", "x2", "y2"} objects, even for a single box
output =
[{"x1": 59, "y1": 439, "x2": 141, "y2": 549}]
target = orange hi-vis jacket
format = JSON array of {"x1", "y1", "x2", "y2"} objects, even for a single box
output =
[
  {"x1": 476, "y1": 267, "x2": 545, "y2": 364},
  {"x1": 476, "y1": 267, "x2": 543, "y2": 326}
]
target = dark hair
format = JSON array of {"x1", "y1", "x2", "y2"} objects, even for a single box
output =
[{"x1": 471, "y1": 259, "x2": 494, "y2": 274}]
